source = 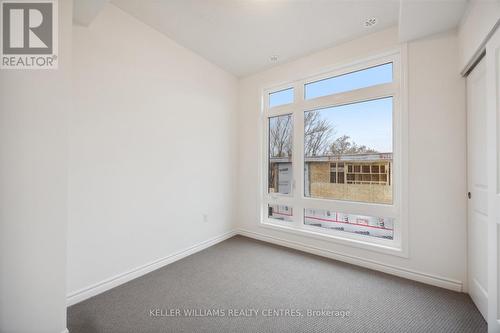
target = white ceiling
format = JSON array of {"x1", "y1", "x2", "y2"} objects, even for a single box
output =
[
  {"x1": 399, "y1": 0, "x2": 468, "y2": 42},
  {"x1": 111, "y1": 0, "x2": 400, "y2": 77},
  {"x1": 74, "y1": 0, "x2": 109, "y2": 26},
  {"x1": 75, "y1": 0, "x2": 469, "y2": 77}
]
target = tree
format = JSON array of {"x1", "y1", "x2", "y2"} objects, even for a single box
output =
[
  {"x1": 269, "y1": 112, "x2": 378, "y2": 159},
  {"x1": 269, "y1": 115, "x2": 292, "y2": 157},
  {"x1": 268, "y1": 115, "x2": 293, "y2": 192},
  {"x1": 329, "y1": 135, "x2": 352, "y2": 155},
  {"x1": 304, "y1": 111, "x2": 333, "y2": 157},
  {"x1": 329, "y1": 135, "x2": 378, "y2": 155}
]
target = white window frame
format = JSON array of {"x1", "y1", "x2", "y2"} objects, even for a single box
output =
[{"x1": 260, "y1": 49, "x2": 409, "y2": 257}]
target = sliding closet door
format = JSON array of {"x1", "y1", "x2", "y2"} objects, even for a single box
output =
[
  {"x1": 467, "y1": 57, "x2": 489, "y2": 320},
  {"x1": 486, "y1": 27, "x2": 500, "y2": 333}
]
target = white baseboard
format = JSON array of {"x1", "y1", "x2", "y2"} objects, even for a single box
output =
[
  {"x1": 236, "y1": 228, "x2": 463, "y2": 292},
  {"x1": 66, "y1": 230, "x2": 237, "y2": 306},
  {"x1": 67, "y1": 227, "x2": 463, "y2": 307},
  {"x1": 62, "y1": 329, "x2": 69, "y2": 333}
]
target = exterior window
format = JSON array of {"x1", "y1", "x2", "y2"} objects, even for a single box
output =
[
  {"x1": 329, "y1": 163, "x2": 346, "y2": 184},
  {"x1": 330, "y1": 165, "x2": 337, "y2": 183},
  {"x1": 338, "y1": 172, "x2": 345, "y2": 184},
  {"x1": 262, "y1": 54, "x2": 403, "y2": 250},
  {"x1": 344, "y1": 162, "x2": 391, "y2": 185}
]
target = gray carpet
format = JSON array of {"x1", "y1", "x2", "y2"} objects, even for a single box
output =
[{"x1": 68, "y1": 235, "x2": 486, "y2": 333}]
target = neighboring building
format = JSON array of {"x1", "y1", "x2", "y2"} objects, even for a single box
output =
[
  {"x1": 269, "y1": 153, "x2": 393, "y2": 204},
  {"x1": 268, "y1": 157, "x2": 293, "y2": 195}
]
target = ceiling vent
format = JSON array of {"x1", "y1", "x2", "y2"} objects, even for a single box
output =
[
  {"x1": 364, "y1": 17, "x2": 378, "y2": 28},
  {"x1": 270, "y1": 55, "x2": 279, "y2": 62}
]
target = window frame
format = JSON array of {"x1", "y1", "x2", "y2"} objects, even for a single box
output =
[{"x1": 260, "y1": 50, "x2": 408, "y2": 257}]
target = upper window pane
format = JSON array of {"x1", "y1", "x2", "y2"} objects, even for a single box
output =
[
  {"x1": 269, "y1": 88, "x2": 294, "y2": 108},
  {"x1": 305, "y1": 63, "x2": 393, "y2": 100},
  {"x1": 304, "y1": 97, "x2": 393, "y2": 204}
]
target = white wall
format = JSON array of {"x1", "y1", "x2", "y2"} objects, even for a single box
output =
[
  {"x1": 68, "y1": 4, "x2": 238, "y2": 298},
  {"x1": 237, "y1": 28, "x2": 467, "y2": 290},
  {"x1": 0, "y1": 1, "x2": 72, "y2": 332},
  {"x1": 458, "y1": 0, "x2": 500, "y2": 71}
]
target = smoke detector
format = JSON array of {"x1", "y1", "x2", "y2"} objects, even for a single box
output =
[
  {"x1": 364, "y1": 17, "x2": 377, "y2": 28},
  {"x1": 270, "y1": 55, "x2": 279, "y2": 62}
]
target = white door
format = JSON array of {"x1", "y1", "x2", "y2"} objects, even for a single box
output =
[
  {"x1": 485, "y1": 27, "x2": 500, "y2": 333},
  {"x1": 467, "y1": 57, "x2": 489, "y2": 320}
]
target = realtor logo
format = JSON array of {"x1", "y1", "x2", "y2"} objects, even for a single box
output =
[{"x1": 1, "y1": 0, "x2": 58, "y2": 69}]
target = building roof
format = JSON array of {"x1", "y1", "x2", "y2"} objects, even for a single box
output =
[{"x1": 270, "y1": 153, "x2": 393, "y2": 163}]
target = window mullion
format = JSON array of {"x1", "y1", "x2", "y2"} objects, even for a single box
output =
[{"x1": 293, "y1": 82, "x2": 305, "y2": 227}]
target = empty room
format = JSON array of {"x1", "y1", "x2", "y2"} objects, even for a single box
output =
[{"x1": 1, "y1": 0, "x2": 500, "y2": 332}]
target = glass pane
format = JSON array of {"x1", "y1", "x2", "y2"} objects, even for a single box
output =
[
  {"x1": 304, "y1": 97, "x2": 393, "y2": 204},
  {"x1": 305, "y1": 63, "x2": 392, "y2": 100},
  {"x1": 269, "y1": 88, "x2": 294, "y2": 108},
  {"x1": 268, "y1": 204, "x2": 293, "y2": 222},
  {"x1": 304, "y1": 208, "x2": 394, "y2": 239},
  {"x1": 268, "y1": 114, "x2": 293, "y2": 195}
]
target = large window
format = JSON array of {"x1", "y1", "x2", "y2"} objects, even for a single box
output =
[{"x1": 263, "y1": 53, "x2": 404, "y2": 251}]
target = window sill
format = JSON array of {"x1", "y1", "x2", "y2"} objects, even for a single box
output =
[{"x1": 260, "y1": 220, "x2": 408, "y2": 258}]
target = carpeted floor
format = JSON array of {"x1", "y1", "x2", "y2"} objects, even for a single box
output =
[{"x1": 68, "y1": 235, "x2": 487, "y2": 333}]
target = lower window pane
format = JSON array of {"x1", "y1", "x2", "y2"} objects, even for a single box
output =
[
  {"x1": 303, "y1": 97, "x2": 393, "y2": 204},
  {"x1": 268, "y1": 114, "x2": 293, "y2": 195},
  {"x1": 304, "y1": 208, "x2": 393, "y2": 239},
  {"x1": 268, "y1": 204, "x2": 293, "y2": 222}
]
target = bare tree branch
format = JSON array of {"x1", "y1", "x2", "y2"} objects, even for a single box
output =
[
  {"x1": 269, "y1": 115, "x2": 292, "y2": 157},
  {"x1": 269, "y1": 112, "x2": 379, "y2": 161},
  {"x1": 304, "y1": 111, "x2": 334, "y2": 157}
]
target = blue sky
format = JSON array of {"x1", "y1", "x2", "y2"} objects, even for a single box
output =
[
  {"x1": 315, "y1": 97, "x2": 393, "y2": 153},
  {"x1": 269, "y1": 88, "x2": 294, "y2": 108},
  {"x1": 305, "y1": 63, "x2": 392, "y2": 99},
  {"x1": 269, "y1": 63, "x2": 393, "y2": 152}
]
